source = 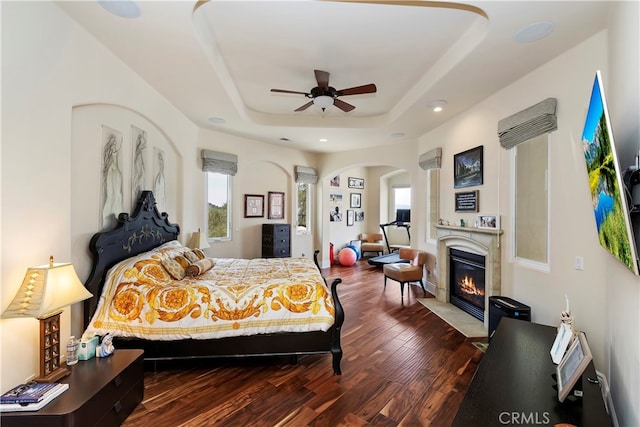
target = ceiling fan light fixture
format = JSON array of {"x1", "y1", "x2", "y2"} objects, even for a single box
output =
[{"x1": 313, "y1": 95, "x2": 334, "y2": 110}]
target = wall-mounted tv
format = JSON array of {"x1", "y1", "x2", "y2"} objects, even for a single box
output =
[
  {"x1": 396, "y1": 209, "x2": 411, "y2": 223},
  {"x1": 580, "y1": 71, "x2": 639, "y2": 275}
]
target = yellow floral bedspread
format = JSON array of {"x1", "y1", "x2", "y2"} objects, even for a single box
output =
[{"x1": 84, "y1": 245, "x2": 335, "y2": 340}]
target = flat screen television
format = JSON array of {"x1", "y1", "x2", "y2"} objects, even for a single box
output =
[
  {"x1": 396, "y1": 209, "x2": 410, "y2": 223},
  {"x1": 580, "y1": 70, "x2": 639, "y2": 275}
]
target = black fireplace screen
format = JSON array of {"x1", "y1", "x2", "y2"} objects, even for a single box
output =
[{"x1": 450, "y1": 248, "x2": 486, "y2": 321}]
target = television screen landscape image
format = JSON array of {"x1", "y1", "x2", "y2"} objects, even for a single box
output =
[{"x1": 581, "y1": 71, "x2": 639, "y2": 274}]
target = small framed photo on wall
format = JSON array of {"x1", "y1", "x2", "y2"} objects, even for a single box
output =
[
  {"x1": 268, "y1": 191, "x2": 285, "y2": 220},
  {"x1": 348, "y1": 177, "x2": 364, "y2": 189},
  {"x1": 244, "y1": 194, "x2": 264, "y2": 218},
  {"x1": 350, "y1": 193, "x2": 361, "y2": 208},
  {"x1": 347, "y1": 209, "x2": 355, "y2": 226}
]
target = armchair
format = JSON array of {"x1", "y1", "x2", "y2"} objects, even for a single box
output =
[{"x1": 359, "y1": 233, "x2": 385, "y2": 256}]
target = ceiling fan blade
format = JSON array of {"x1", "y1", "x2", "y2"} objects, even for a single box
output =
[
  {"x1": 294, "y1": 101, "x2": 314, "y2": 112},
  {"x1": 335, "y1": 83, "x2": 377, "y2": 97},
  {"x1": 334, "y1": 98, "x2": 356, "y2": 112},
  {"x1": 314, "y1": 70, "x2": 330, "y2": 90},
  {"x1": 271, "y1": 88, "x2": 310, "y2": 96}
]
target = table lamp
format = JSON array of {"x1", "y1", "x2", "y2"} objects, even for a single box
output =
[
  {"x1": 187, "y1": 228, "x2": 210, "y2": 250},
  {"x1": 1, "y1": 256, "x2": 93, "y2": 382}
]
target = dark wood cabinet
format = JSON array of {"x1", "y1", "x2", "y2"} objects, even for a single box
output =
[
  {"x1": 262, "y1": 223, "x2": 291, "y2": 258},
  {"x1": 1, "y1": 349, "x2": 144, "y2": 427},
  {"x1": 453, "y1": 318, "x2": 612, "y2": 427}
]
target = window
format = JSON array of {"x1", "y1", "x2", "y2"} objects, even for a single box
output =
[
  {"x1": 394, "y1": 186, "x2": 411, "y2": 211},
  {"x1": 207, "y1": 172, "x2": 231, "y2": 240},
  {"x1": 426, "y1": 169, "x2": 440, "y2": 242},
  {"x1": 513, "y1": 134, "x2": 549, "y2": 268},
  {"x1": 296, "y1": 182, "x2": 311, "y2": 234}
]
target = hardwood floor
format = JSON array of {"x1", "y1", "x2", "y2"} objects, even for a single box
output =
[{"x1": 122, "y1": 258, "x2": 484, "y2": 427}]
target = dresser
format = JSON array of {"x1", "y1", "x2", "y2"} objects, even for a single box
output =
[
  {"x1": 453, "y1": 318, "x2": 611, "y2": 427},
  {"x1": 262, "y1": 223, "x2": 291, "y2": 258},
  {"x1": 2, "y1": 349, "x2": 144, "y2": 427}
]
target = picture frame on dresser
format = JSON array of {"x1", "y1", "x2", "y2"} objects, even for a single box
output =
[
  {"x1": 268, "y1": 191, "x2": 285, "y2": 220},
  {"x1": 244, "y1": 194, "x2": 264, "y2": 218}
]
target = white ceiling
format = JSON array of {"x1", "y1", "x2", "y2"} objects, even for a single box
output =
[{"x1": 57, "y1": 0, "x2": 613, "y2": 153}]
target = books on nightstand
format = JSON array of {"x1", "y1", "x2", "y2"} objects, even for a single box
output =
[{"x1": 0, "y1": 382, "x2": 69, "y2": 412}]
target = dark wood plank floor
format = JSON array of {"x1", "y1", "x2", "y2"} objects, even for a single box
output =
[{"x1": 122, "y1": 258, "x2": 484, "y2": 427}]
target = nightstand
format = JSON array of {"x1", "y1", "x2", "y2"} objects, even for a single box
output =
[{"x1": 1, "y1": 349, "x2": 144, "y2": 427}]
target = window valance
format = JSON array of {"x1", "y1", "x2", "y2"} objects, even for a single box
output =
[
  {"x1": 418, "y1": 147, "x2": 442, "y2": 170},
  {"x1": 201, "y1": 149, "x2": 237, "y2": 176},
  {"x1": 498, "y1": 98, "x2": 557, "y2": 149},
  {"x1": 295, "y1": 166, "x2": 318, "y2": 184}
]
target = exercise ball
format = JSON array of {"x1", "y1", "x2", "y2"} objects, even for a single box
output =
[
  {"x1": 338, "y1": 247, "x2": 357, "y2": 266},
  {"x1": 346, "y1": 244, "x2": 360, "y2": 260}
]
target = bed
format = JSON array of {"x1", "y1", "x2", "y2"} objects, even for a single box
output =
[{"x1": 83, "y1": 191, "x2": 344, "y2": 374}]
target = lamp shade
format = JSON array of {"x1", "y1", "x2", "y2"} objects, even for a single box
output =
[
  {"x1": 187, "y1": 229, "x2": 210, "y2": 249},
  {"x1": 313, "y1": 95, "x2": 334, "y2": 110},
  {"x1": 1, "y1": 258, "x2": 92, "y2": 319}
]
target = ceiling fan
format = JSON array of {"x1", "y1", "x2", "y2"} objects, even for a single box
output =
[{"x1": 270, "y1": 70, "x2": 377, "y2": 112}]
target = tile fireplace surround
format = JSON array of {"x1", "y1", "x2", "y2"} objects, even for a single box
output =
[{"x1": 434, "y1": 224, "x2": 503, "y2": 333}]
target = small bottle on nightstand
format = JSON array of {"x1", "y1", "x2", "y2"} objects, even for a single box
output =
[{"x1": 66, "y1": 336, "x2": 79, "y2": 365}]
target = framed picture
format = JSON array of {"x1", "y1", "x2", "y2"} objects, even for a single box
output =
[
  {"x1": 455, "y1": 190, "x2": 479, "y2": 212},
  {"x1": 244, "y1": 194, "x2": 264, "y2": 218},
  {"x1": 477, "y1": 214, "x2": 499, "y2": 230},
  {"x1": 454, "y1": 145, "x2": 483, "y2": 188},
  {"x1": 350, "y1": 193, "x2": 361, "y2": 208},
  {"x1": 355, "y1": 211, "x2": 364, "y2": 222},
  {"x1": 268, "y1": 191, "x2": 284, "y2": 220},
  {"x1": 348, "y1": 177, "x2": 364, "y2": 189},
  {"x1": 347, "y1": 209, "x2": 355, "y2": 226},
  {"x1": 557, "y1": 332, "x2": 592, "y2": 402}
]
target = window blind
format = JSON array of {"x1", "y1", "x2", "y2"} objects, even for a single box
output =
[
  {"x1": 201, "y1": 149, "x2": 238, "y2": 176},
  {"x1": 295, "y1": 166, "x2": 318, "y2": 184},
  {"x1": 418, "y1": 147, "x2": 442, "y2": 170},
  {"x1": 498, "y1": 98, "x2": 557, "y2": 149}
]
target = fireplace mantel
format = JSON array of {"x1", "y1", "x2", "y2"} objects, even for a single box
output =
[{"x1": 435, "y1": 225, "x2": 503, "y2": 332}]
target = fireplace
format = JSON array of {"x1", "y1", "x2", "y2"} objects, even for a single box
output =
[
  {"x1": 449, "y1": 248, "x2": 485, "y2": 322},
  {"x1": 434, "y1": 224, "x2": 503, "y2": 334}
]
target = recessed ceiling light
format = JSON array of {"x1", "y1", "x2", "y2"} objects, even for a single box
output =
[
  {"x1": 391, "y1": 132, "x2": 406, "y2": 138},
  {"x1": 319, "y1": 138, "x2": 328, "y2": 142},
  {"x1": 514, "y1": 21, "x2": 554, "y2": 43},
  {"x1": 428, "y1": 100, "x2": 447, "y2": 112},
  {"x1": 208, "y1": 117, "x2": 225, "y2": 124},
  {"x1": 98, "y1": 0, "x2": 141, "y2": 19}
]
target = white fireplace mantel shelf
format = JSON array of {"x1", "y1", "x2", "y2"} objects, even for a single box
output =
[{"x1": 434, "y1": 224, "x2": 503, "y2": 236}]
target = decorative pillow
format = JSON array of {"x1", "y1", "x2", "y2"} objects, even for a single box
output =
[
  {"x1": 185, "y1": 258, "x2": 216, "y2": 277},
  {"x1": 192, "y1": 248, "x2": 207, "y2": 260},
  {"x1": 161, "y1": 257, "x2": 187, "y2": 280},
  {"x1": 183, "y1": 250, "x2": 200, "y2": 263},
  {"x1": 174, "y1": 255, "x2": 192, "y2": 270}
]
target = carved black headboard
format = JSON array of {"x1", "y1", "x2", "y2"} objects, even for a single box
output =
[{"x1": 83, "y1": 191, "x2": 180, "y2": 328}]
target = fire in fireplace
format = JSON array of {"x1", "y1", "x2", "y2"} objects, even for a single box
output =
[{"x1": 449, "y1": 248, "x2": 486, "y2": 321}]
